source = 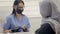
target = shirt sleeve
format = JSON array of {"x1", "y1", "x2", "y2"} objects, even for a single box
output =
[
  {"x1": 26, "y1": 17, "x2": 31, "y2": 29},
  {"x1": 3, "y1": 17, "x2": 11, "y2": 30}
]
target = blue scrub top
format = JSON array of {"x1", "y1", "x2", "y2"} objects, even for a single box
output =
[{"x1": 3, "y1": 14, "x2": 30, "y2": 32}]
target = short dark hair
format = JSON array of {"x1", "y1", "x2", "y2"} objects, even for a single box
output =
[{"x1": 12, "y1": 0, "x2": 24, "y2": 15}]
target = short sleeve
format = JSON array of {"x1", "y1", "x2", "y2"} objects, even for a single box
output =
[
  {"x1": 3, "y1": 17, "x2": 11, "y2": 30},
  {"x1": 26, "y1": 18, "x2": 30, "y2": 29},
  {"x1": 24, "y1": 16, "x2": 31, "y2": 29}
]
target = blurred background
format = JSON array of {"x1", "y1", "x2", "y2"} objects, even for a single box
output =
[{"x1": 0, "y1": 0, "x2": 60, "y2": 34}]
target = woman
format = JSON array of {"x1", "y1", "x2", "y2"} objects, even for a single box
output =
[
  {"x1": 35, "y1": 0, "x2": 60, "y2": 34},
  {"x1": 3, "y1": 0, "x2": 30, "y2": 33}
]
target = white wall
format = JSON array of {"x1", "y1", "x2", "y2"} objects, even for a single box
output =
[
  {"x1": 0, "y1": 0, "x2": 60, "y2": 18},
  {"x1": 0, "y1": 0, "x2": 41, "y2": 19}
]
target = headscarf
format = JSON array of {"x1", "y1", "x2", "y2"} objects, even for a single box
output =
[
  {"x1": 40, "y1": 0, "x2": 60, "y2": 23},
  {"x1": 39, "y1": 0, "x2": 60, "y2": 33}
]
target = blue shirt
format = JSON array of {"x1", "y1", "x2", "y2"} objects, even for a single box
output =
[{"x1": 3, "y1": 14, "x2": 30, "y2": 32}]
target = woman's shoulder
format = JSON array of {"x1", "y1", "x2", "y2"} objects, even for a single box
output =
[
  {"x1": 6, "y1": 14, "x2": 14, "y2": 19},
  {"x1": 23, "y1": 14, "x2": 29, "y2": 19}
]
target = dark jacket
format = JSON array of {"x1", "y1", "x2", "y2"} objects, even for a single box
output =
[{"x1": 35, "y1": 23, "x2": 55, "y2": 34}]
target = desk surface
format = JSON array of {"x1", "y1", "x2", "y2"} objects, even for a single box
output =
[{"x1": 2, "y1": 32, "x2": 35, "y2": 34}]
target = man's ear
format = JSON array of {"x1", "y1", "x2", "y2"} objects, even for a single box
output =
[{"x1": 13, "y1": 5, "x2": 17, "y2": 11}]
